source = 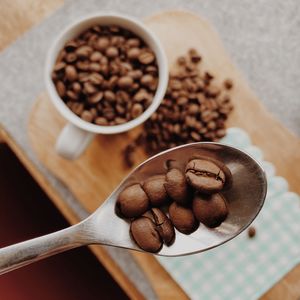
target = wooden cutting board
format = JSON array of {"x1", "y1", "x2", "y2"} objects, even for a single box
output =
[{"x1": 28, "y1": 11, "x2": 300, "y2": 300}]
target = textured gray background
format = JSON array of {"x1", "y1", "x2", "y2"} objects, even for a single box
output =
[{"x1": 0, "y1": 0, "x2": 299, "y2": 298}]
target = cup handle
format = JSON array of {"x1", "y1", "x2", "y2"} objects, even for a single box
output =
[{"x1": 55, "y1": 123, "x2": 94, "y2": 159}]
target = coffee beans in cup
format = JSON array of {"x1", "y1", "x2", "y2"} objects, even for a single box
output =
[
  {"x1": 52, "y1": 25, "x2": 158, "y2": 126},
  {"x1": 115, "y1": 156, "x2": 232, "y2": 253}
]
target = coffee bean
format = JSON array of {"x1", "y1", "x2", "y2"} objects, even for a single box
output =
[
  {"x1": 104, "y1": 90, "x2": 115, "y2": 102},
  {"x1": 224, "y1": 79, "x2": 233, "y2": 90},
  {"x1": 150, "y1": 208, "x2": 175, "y2": 246},
  {"x1": 88, "y1": 73, "x2": 103, "y2": 85},
  {"x1": 248, "y1": 226, "x2": 256, "y2": 238},
  {"x1": 131, "y1": 103, "x2": 143, "y2": 118},
  {"x1": 70, "y1": 102, "x2": 84, "y2": 115},
  {"x1": 66, "y1": 90, "x2": 78, "y2": 101},
  {"x1": 90, "y1": 51, "x2": 102, "y2": 62},
  {"x1": 118, "y1": 76, "x2": 133, "y2": 89},
  {"x1": 192, "y1": 193, "x2": 228, "y2": 228},
  {"x1": 141, "y1": 74, "x2": 154, "y2": 87},
  {"x1": 89, "y1": 91, "x2": 103, "y2": 104},
  {"x1": 106, "y1": 46, "x2": 119, "y2": 58},
  {"x1": 116, "y1": 184, "x2": 149, "y2": 218},
  {"x1": 89, "y1": 62, "x2": 101, "y2": 72},
  {"x1": 127, "y1": 38, "x2": 141, "y2": 47},
  {"x1": 142, "y1": 175, "x2": 169, "y2": 206},
  {"x1": 138, "y1": 51, "x2": 155, "y2": 64},
  {"x1": 75, "y1": 45, "x2": 93, "y2": 58},
  {"x1": 96, "y1": 37, "x2": 110, "y2": 51},
  {"x1": 83, "y1": 82, "x2": 97, "y2": 94},
  {"x1": 127, "y1": 47, "x2": 141, "y2": 60},
  {"x1": 169, "y1": 202, "x2": 199, "y2": 234},
  {"x1": 56, "y1": 81, "x2": 66, "y2": 97},
  {"x1": 72, "y1": 82, "x2": 81, "y2": 93},
  {"x1": 133, "y1": 89, "x2": 149, "y2": 102},
  {"x1": 65, "y1": 65, "x2": 78, "y2": 82},
  {"x1": 81, "y1": 110, "x2": 94, "y2": 122},
  {"x1": 76, "y1": 60, "x2": 89, "y2": 71},
  {"x1": 95, "y1": 117, "x2": 108, "y2": 125},
  {"x1": 130, "y1": 217, "x2": 162, "y2": 253},
  {"x1": 164, "y1": 168, "x2": 191, "y2": 205},
  {"x1": 185, "y1": 159, "x2": 225, "y2": 193}
]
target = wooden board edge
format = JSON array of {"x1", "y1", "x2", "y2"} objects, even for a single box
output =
[{"x1": 0, "y1": 125, "x2": 145, "y2": 300}]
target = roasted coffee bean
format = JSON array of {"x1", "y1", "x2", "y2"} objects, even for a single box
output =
[
  {"x1": 72, "y1": 82, "x2": 81, "y2": 93},
  {"x1": 106, "y1": 46, "x2": 119, "y2": 58},
  {"x1": 248, "y1": 226, "x2": 256, "y2": 238},
  {"x1": 80, "y1": 110, "x2": 94, "y2": 122},
  {"x1": 56, "y1": 81, "x2": 66, "y2": 97},
  {"x1": 83, "y1": 82, "x2": 97, "y2": 94},
  {"x1": 96, "y1": 37, "x2": 110, "y2": 51},
  {"x1": 192, "y1": 193, "x2": 228, "y2": 228},
  {"x1": 224, "y1": 79, "x2": 233, "y2": 90},
  {"x1": 118, "y1": 76, "x2": 133, "y2": 89},
  {"x1": 142, "y1": 175, "x2": 169, "y2": 206},
  {"x1": 185, "y1": 159, "x2": 225, "y2": 193},
  {"x1": 116, "y1": 184, "x2": 149, "y2": 218},
  {"x1": 75, "y1": 45, "x2": 93, "y2": 58},
  {"x1": 89, "y1": 91, "x2": 104, "y2": 104},
  {"x1": 164, "y1": 168, "x2": 191, "y2": 205},
  {"x1": 131, "y1": 103, "x2": 143, "y2": 118},
  {"x1": 144, "y1": 208, "x2": 175, "y2": 246},
  {"x1": 130, "y1": 217, "x2": 162, "y2": 253},
  {"x1": 138, "y1": 51, "x2": 155, "y2": 64},
  {"x1": 65, "y1": 65, "x2": 78, "y2": 82},
  {"x1": 95, "y1": 117, "x2": 108, "y2": 125},
  {"x1": 90, "y1": 51, "x2": 102, "y2": 61},
  {"x1": 169, "y1": 202, "x2": 199, "y2": 234},
  {"x1": 192, "y1": 155, "x2": 232, "y2": 190},
  {"x1": 127, "y1": 47, "x2": 141, "y2": 60},
  {"x1": 66, "y1": 90, "x2": 78, "y2": 101}
]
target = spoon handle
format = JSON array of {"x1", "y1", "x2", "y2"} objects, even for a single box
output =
[{"x1": 0, "y1": 223, "x2": 86, "y2": 275}]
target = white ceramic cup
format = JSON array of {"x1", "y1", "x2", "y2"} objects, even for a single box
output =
[{"x1": 45, "y1": 13, "x2": 168, "y2": 159}]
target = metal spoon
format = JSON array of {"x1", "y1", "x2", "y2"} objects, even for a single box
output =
[{"x1": 0, "y1": 142, "x2": 267, "y2": 275}]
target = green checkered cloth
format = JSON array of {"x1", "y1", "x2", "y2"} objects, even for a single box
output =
[{"x1": 157, "y1": 127, "x2": 300, "y2": 300}]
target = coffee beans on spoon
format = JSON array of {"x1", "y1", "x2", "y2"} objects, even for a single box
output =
[
  {"x1": 52, "y1": 25, "x2": 158, "y2": 126},
  {"x1": 116, "y1": 156, "x2": 233, "y2": 253}
]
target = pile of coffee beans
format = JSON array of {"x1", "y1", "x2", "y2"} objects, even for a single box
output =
[
  {"x1": 124, "y1": 49, "x2": 234, "y2": 167},
  {"x1": 116, "y1": 156, "x2": 232, "y2": 253},
  {"x1": 52, "y1": 25, "x2": 158, "y2": 126}
]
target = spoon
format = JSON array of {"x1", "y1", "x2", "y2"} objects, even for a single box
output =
[{"x1": 0, "y1": 142, "x2": 267, "y2": 275}]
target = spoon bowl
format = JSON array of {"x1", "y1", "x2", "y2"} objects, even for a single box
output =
[{"x1": 0, "y1": 142, "x2": 267, "y2": 273}]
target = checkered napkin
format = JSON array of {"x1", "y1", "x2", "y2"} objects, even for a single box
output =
[{"x1": 157, "y1": 127, "x2": 300, "y2": 300}]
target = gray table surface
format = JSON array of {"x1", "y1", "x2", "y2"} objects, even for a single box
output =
[{"x1": 0, "y1": 0, "x2": 299, "y2": 299}]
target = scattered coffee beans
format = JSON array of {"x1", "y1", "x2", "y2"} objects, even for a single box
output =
[
  {"x1": 124, "y1": 49, "x2": 234, "y2": 167},
  {"x1": 52, "y1": 25, "x2": 158, "y2": 126},
  {"x1": 116, "y1": 156, "x2": 233, "y2": 253},
  {"x1": 192, "y1": 193, "x2": 228, "y2": 228}
]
